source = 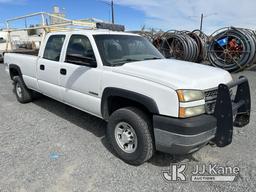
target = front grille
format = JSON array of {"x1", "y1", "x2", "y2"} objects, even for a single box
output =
[
  {"x1": 204, "y1": 88, "x2": 233, "y2": 114},
  {"x1": 204, "y1": 89, "x2": 218, "y2": 114},
  {"x1": 205, "y1": 89, "x2": 218, "y2": 99}
]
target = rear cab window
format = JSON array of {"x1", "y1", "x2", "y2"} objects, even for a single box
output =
[{"x1": 43, "y1": 35, "x2": 65, "y2": 61}]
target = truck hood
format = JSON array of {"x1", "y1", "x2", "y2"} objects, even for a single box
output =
[{"x1": 112, "y1": 59, "x2": 233, "y2": 90}]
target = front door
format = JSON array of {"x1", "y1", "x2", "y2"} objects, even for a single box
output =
[{"x1": 59, "y1": 34, "x2": 102, "y2": 117}]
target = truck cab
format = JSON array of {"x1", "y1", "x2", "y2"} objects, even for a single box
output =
[{"x1": 4, "y1": 30, "x2": 251, "y2": 165}]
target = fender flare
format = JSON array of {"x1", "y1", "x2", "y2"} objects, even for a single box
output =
[
  {"x1": 101, "y1": 87, "x2": 159, "y2": 120},
  {"x1": 9, "y1": 64, "x2": 22, "y2": 79}
]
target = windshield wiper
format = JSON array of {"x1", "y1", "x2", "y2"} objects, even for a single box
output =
[
  {"x1": 111, "y1": 59, "x2": 141, "y2": 66},
  {"x1": 110, "y1": 57, "x2": 162, "y2": 66},
  {"x1": 143, "y1": 57, "x2": 162, "y2": 60}
]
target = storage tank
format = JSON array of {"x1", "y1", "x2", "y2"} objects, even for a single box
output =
[{"x1": 50, "y1": 6, "x2": 65, "y2": 25}]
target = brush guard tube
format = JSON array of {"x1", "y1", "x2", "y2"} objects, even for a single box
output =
[{"x1": 213, "y1": 76, "x2": 251, "y2": 147}]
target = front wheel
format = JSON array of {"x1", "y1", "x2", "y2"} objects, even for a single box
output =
[{"x1": 107, "y1": 107, "x2": 154, "y2": 165}]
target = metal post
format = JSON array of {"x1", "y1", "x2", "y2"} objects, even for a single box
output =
[
  {"x1": 41, "y1": 13, "x2": 45, "y2": 26},
  {"x1": 5, "y1": 21, "x2": 10, "y2": 51},
  {"x1": 6, "y1": 21, "x2": 9, "y2": 30},
  {"x1": 6, "y1": 31, "x2": 12, "y2": 51},
  {"x1": 25, "y1": 18, "x2": 27, "y2": 28}
]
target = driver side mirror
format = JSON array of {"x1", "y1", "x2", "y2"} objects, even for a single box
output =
[
  {"x1": 65, "y1": 54, "x2": 97, "y2": 68},
  {"x1": 87, "y1": 58, "x2": 97, "y2": 68}
]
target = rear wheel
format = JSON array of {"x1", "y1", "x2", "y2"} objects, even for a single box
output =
[
  {"x1": 13, "y1": 76, "x2": 33, "y2": 103},
  {"x1": 107, "y1": 107, "x2": 154, "y2": 165}
]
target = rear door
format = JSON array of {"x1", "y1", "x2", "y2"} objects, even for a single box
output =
[
  {"x1": 37, "y1": 34, "x2": 65, "y2": 100},
  {"x1": 59, "y1": 34, "x2": 102, "y2": 117}
]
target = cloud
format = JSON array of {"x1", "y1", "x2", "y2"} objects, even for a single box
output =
[
  {"x1": 114, "y1": 0, "x2": 256, "y2": 34},
  {"x1": 0, "y1": 0, "x2": 26, "y2": 4}
]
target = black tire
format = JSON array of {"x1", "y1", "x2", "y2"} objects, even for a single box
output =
[
  {"x1": 107, "y1": 107, "x2": 154, "y2": 165},
  {"x1": 13, "y1": 76, "x2": 33, "y2": 103}
]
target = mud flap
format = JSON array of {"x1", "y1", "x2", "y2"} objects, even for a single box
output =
[
  {"x1": 233, "y1": 77, "x2": 251, "y2": 127},
  {"x1": 213, "y1": 76, "x2": 251, "y2": 147}
]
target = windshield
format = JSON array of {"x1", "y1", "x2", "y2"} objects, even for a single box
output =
[{"x1": 93, "y1": 34, "x2": 164, "y2": 66}]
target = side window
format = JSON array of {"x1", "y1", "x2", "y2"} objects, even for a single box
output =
[
  {"x1": 43, "y1": 35, "x2": 65, "y2": 61},
  {"x1": 65, "y1": 35, "x2": 96, "y2": 65}
]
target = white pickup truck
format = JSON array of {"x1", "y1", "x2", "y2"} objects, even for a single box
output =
[{"x1": 4, "y1": 30, "x2": 251, "y2": 165}]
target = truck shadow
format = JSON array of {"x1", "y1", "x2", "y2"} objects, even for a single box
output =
[
  {"x1": 33, "y1": 95, "x2": 199, "y2": 167},
  {"x1": 101, "y1": 135, "x2": 200, "y2": 167},
  {"x1": 148, "y1": 152, "x2": 200, "y2": 167},
  {"x1": 33, "y1": 95, "x2": 106, "y2": 138}
]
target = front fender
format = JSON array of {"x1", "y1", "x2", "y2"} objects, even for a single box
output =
[{"x1": 101, "y1": 87, "x2": 159, "y2": 120}]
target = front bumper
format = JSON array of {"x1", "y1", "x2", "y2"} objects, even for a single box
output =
[
  {"x1": 154, "y1": 115, "x2": 217, "y2": 154},
  {"x1": 154, "y1": 76, "x2": 251, "y2": 154}
]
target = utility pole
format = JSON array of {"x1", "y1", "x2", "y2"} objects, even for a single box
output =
[
  {"x1": 200, "y1": 13, "x2": 203, "y2": 32},
  {"x1": 188, "y1": 13, "x2": 217, "y2": 36},
  {"x1": 99, "y1": 0, "x2": 115, "y2": 24},
  {"x1": 111, "y1": 0, "x2": 115, "y2": 24},
  {"x1": 198, "y1": 13, "x2": 217, "y2": 32},
  {"x1": 199, "y1": 13, "x2": 203, "y2": 37}
]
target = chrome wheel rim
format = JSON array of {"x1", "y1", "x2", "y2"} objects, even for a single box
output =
[
  {"x1": 114, "y1": 122, "x2": 138, "y2": 153},
  {"x1": 16, "y1": 83, "x2": 22, "y2": 98}
]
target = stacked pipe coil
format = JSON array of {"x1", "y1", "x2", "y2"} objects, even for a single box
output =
[
  {"x1": 138, "y1": 31, "x2": 155, "y2": 43},
  {"x1": 155, "y1": 31, "x2": 202, "y2": 62},
  {"x1": 134, "y1": 27, "x2": 256, "y2": 72},
  {"x1": 207, "y1": 27, "x2": 256, "y2": 72}
]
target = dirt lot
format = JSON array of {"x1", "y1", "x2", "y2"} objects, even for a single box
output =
[{"x1": 0, "y1": 63, "x2": 255, "y2": 192}]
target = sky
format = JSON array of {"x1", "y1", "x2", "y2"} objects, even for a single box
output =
[{"x1": 0, "y1": 0, "x2": 255, "y2": 34}]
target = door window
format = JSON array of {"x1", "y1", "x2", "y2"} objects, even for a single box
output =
[
  {"x1": 43, "y1": 35, "x2": 65, "y2": 61},
  {"x1": 65, "y1": 35, "x2": 96, "y2": 66}
]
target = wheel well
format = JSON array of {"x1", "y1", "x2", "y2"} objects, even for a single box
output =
[
  {"x1": 106, "y1": 96, "x2": 152, "y2": 119},
  {"x1": 101, "y1": 88, "x2": 159, "y2": 120},
  {"x1": 9, "y1": 67, "x2": 21, "y2": 80}
]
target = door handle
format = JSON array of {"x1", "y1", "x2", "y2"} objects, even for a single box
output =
[
  {"x1": 40, "y1": 65, "x2": 45, "y2": 70},
  {"x1": 60, "y1": 68, "x2": 67, "y2": 75}
]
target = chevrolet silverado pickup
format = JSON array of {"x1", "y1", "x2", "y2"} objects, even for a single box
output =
[{"x1": 4, "y1": 30, "x2": 251, "y2": 165}]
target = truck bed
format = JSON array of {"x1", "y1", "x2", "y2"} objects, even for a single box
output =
[{"x1": 4, "y1": 52, "x2": 38, "y2": 82}]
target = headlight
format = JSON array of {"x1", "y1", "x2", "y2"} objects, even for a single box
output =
[
  {"x1": 179, "y1": 105, "x2": 206, "y2": 118},
  {"x1": 177, "y1": 90, "x2": 205, "y2": 102}
]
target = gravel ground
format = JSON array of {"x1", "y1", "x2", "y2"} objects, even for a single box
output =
[{"x1": 0, "y1": 63, "x2": 255, "y2": 192}]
